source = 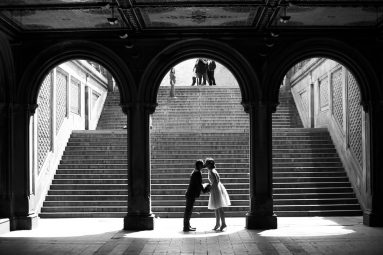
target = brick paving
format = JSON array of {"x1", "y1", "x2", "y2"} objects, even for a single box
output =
[{"x1": 0, "y1": 217, "x2": 382, "y2": 255}]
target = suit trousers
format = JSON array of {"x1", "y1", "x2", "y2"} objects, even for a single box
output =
[{"x1": 183, "y1": 196, "x2": 196, "y2": 228}]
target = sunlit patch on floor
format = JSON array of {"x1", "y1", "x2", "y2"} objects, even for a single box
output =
[
  {"x1": 1, "y1": 218, "x2": 123, "y2": 238},
  {"x1": 259, "y1": 217, "x2": 356, "y2": 237}
]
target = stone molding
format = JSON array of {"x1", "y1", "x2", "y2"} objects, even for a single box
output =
[
  {"x1": 242, "y1": 100, "x2": 278, "y2": 114},
  {"x1": 121, "y1": 102, "x2": 158, "y2": 115}
]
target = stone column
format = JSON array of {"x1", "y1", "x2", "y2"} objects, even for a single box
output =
[
  {"x1": 9, "y1": 103, "x2": 39, "y2": 230},
  {"x1": 244, "y1": 101, "x2": 277, "y2": 229},
  {"x1": 123, "y1": 102, "x2": 155, "y2": 230},
  {"x1": 0, "y1": 103, "x2": 11, "y2": 222},
  {"x1": 0, "y1": 32, "x2": 14, "y2": 232},
  {"x1": 363, "y1": 100, "x2": 383, "y2": 227}
]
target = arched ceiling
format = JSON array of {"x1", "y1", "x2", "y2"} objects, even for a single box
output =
[{"x1": 0, "y1": 0, "x2": 382, "y2": 36}]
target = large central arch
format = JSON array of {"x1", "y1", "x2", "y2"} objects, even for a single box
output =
[
  {"x1": 135, "y1": 38, "x2": 277, "y2": 229},
  {"x1": 138, "y1": 38, "x2": 261, "y2": 106}
]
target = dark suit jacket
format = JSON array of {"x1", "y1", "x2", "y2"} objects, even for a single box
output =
[{"x1": 185, "y1": 170, "x2": 204, "y2": 198}]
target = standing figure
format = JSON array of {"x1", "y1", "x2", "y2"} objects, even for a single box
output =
[
  {"x1": 196, "y1": 58, "x2": 207, "y2": 85},
  {"x1": 191, "y1": 61, "x2": 197, "y2": 86},
  {"x1": 183, "y1": 159, "x2": 208, "y2": 232},
  {"x1": 201, "y1": 58, "x2": 208, "y2": 85},
  {"x1": 207, "y1": 60, "x2": 216, "y2": 85},
  {"x1": 205, "y1": 157, "x2": 231, "y2": 231},
  {"x1": 169, "y1": 67, "x2": 176, "y2": 97}
]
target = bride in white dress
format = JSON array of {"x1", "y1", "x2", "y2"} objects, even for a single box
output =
[{"x1": 205, "y1": 157, "x2": 231, "y2": 231}]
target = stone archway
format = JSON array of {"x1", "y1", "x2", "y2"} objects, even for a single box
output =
[
  {"x1": 264, "y1": 37, "x2": 383, "y2": 226},
  {"x1": 134, "y1": 39, "x2": 279, "y2": 229},
  {"x1": 9, "y1": 40, "x2": 137, "y2": 230},
  {"x1": 19, "y1": 40, "x2": 136, "y2": 106},
  {"x1": 265, "y1": 38, "x2": 378, "y2": 108}
]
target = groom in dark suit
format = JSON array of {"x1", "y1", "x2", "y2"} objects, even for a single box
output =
[{"x1": 183, "y1": 159, "x2": 207, "y2": 232}]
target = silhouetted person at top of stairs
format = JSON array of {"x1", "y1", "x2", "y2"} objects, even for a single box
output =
[
  {"x1": 169, "y1": 67, "x2": 176, "y2": 98},
  {"x1": 194, "y1": 58, "x2": 208, "y2": 86},
  {"x1": 207, "y1": 60, "x2": 216, "y2": 85}
]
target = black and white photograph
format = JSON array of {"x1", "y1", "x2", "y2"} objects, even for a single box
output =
[{"x1": 0, "y1": 1, "x2": 383, "y2": 254}]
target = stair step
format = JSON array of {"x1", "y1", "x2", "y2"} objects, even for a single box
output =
[
  {"x1": 40, "y1": 212, "x2": 127, "y2": 218},
  {"x1": 45, "y1": 195, "x2": 128, "y2": 201}
]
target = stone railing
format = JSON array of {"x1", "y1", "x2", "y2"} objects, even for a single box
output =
[
  {"x1": 289, "y1": 58, "x2": 366, "y2": 209},
  {"x1": 32, "y1": 60, "x2": 109, "y2": 213}
]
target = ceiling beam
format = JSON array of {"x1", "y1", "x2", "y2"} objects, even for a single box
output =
[{"x1": 0, "y1": 2, "x2": 112, "y2": 10}]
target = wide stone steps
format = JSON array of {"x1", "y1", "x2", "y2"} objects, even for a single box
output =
[
  {"x1": 55, "y1": 174, "x2": 127, "y2": 179},
  {"x1": 150, "y1": 177, "x2": 349, "y2": 185},
  {"x1": 44, "y1": 195, "x2": 128, "y2": 201},
  {"x1": 49, "y1": 184, "x2": 127, "y2": 190},
  {"x1": 52, "y1": 179, "x2": 127, "y2": 184},
  {"x1": 40, "y1": 129, "x2": 129, "y2": 218},
  {"x1": 58, "y1": 164, "x2": 127, "y2": 169},
  {"x1": 40, "y1": 86, "x2": 361, "y2": 218},
  {"x1": 47, "y1": 190, "x2": 128, "y2": 195},
  {"x1": 39, "y1": 212, "x2": 127, "y2": 218}
]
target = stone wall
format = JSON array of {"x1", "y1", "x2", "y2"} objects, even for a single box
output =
[
  {"x1": 32, "y1": 60, "x2": 108, "y2": 213},
  {"x1": 289, "y1": 58, "x2": 366, "y2": 209}
]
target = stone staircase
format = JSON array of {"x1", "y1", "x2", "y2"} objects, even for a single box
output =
[
  {"x1": 150, "y1": 86, "x2": 249, "y2": 217},
  {"x1": 39, "y1": 130, "x2": 128, "y2": 218},
  {"x1": 39, "y1": 85, "x2": 361, "y2": 218},
  {"x1": 272, "y1": 89, "x2": 360, "y2": 216},
  {"x1": 96, "y1": 90, "x2": 127, "y2": 130}
]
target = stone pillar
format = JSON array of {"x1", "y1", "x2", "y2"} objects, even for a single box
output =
[
  {"x1": 0, "y1": 103, "x2": 11, "y2": 222},
  {"x1": 84, "y1": 85, "x2": 90, "y2": 130},
  {"x1": 363, "y1": 100, "x2": 383, "y2": 227},
  {"x1": 0, "y1": 32, "x2": 14, "y2": 232},
  {"x1": 123, "y1": 102, "x2": 155, "y2": 230},
  {"x1": 309, "y1": 81, "x2": 315, "y2": 128},
  {"x1": 244, "y1": 101, "x2": 277, "y2": 229},
  {"x1": 9, "y1": 103, "x2": 39, "y2": 230}
]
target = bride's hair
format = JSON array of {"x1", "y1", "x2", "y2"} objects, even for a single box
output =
[{"x1": 205, "y1": 157, "x2": 216, "y2": 168}]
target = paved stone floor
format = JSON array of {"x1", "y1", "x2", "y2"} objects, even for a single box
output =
[{"x1": 0, "y1": 217, "x2": 382, "y2": 255}]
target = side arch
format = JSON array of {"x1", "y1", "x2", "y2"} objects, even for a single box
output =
[
  {"x1": 138, "y1": 38, "x2": 261, "y2": 106},
  {"x1": 18, "y1": 40, "x2": 136, "y2": 106},
  {"x1": 265, "y1": 37, "x2": 379, "y2": 111}
]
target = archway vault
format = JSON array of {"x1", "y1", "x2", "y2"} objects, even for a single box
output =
[
  {"x1": 138, "y1": 38, "x2": 261, "y2": 109},
  {"x1": 265, "y1": 37, "x2": 380, "y2": 112},
  {"x1": 18, "y1": 40, "x2": 137, "y2": 107}
]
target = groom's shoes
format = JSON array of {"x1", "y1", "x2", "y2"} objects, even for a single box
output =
[{"x1": 183, "y1": 226, "x2": 196, "y2": 232}]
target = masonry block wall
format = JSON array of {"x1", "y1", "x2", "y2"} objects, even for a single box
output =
[
  {"x1": 288, "y1": 58, "x2": 366, "y2": 210},
  {"x1": 31, "y1": 60, "x2": 108, "y2": 213}
]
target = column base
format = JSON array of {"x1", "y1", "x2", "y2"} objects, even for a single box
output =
[
  {"x1": 10, "y1": 213, "x2": 39, "y2": 231},
  {"x1": 0, "y1": 218, "x2": 10, "y2": 234},
  {"x1": 363, "y1": 211, "x2": 383, "y2": 227},
  {"x1": 124, "y1": 214, "x2": 155, "y2": 230},
  {"x1": 246, "y1": 213, "x2": 277, "y2": 229}
]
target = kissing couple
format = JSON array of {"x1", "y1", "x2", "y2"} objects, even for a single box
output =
[{"x1": 183, "y1": 158, "x2": 231, "y2": 232}]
